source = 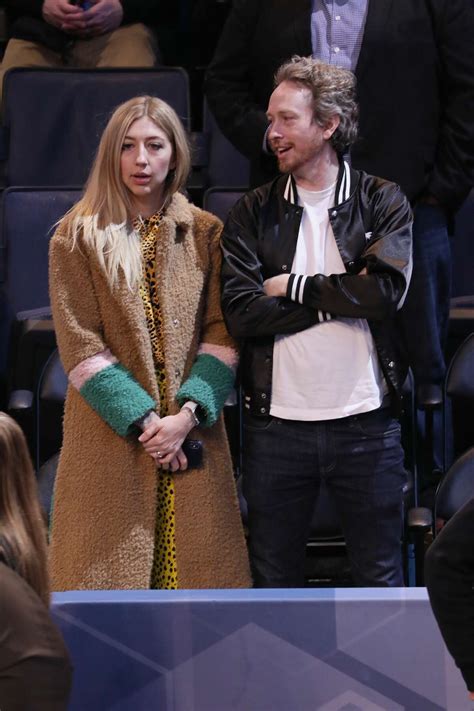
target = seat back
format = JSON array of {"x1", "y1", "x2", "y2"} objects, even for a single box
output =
[
  {"x1": 36, "y1": 349, "x2": 67, "y2": 467},
  {"x1": 203, "y1": 188, "x2": 245, "y2": 222},
  {"x1": 0, "y1": 187, "x2": 80, "y2": 380},
  {"x1": 1, "y1": 67, "x2": 190, "y2": 186},
  {"x1": 203, "y1": 101, "x2": 250, "y2": 188},
  {"x1": 446, "y1": 332, "x2": 474, "y2": 401},
  {"x1": 444, "y1": 331, "x2": 474, "y2": 463},
  {"x1": 435, "y1": 447, "x2": 474, "y2": 523}
]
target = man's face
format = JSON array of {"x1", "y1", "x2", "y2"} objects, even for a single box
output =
[{"x1": 267, "y1": 81, "x2": 331, "y2": 176}]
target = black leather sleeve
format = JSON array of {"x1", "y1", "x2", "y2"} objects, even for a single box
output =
[
  {"x1": 221, "y1": 192, "x2": 320, "y2": 339},
  {"x1": 285, "y1": 183, "x2": 413, "y2": 320}
]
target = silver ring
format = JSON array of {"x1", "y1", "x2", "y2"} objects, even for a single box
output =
[{"x1": 156, "y1": 451, "x2": 162, "y2": 458}]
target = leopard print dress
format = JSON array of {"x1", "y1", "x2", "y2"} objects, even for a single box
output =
[{"x1": 136, "y1": 211, "x2": 178, "y2": 589}]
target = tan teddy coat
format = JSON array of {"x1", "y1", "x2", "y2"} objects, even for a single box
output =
[{"x1": 48, "y1": 192, "x2": 251, "y2": 590}]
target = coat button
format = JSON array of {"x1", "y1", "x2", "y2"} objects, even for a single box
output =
[
  {"x1": 261, "y1": 393, "x2": 267, "y2": 400},
  {"x1": 173, "y1": 318, "x2": 179, "y2": 326},
  {"x1": 388, "y1": 361, "x2": 395, "y2": 368},
  {"x1": 260, "y1": 407, "x2": 267, "y2": 414},
  {"x1": 175, "y1": 368, "x2": 181, "y2": 377},
  {"x1": 282, "y1": 264, "x2": 288, "y2": 271},
  {"x1": 331, "y1": 210, "x2": 338, "y2": 217},
  {"x1": 348, "y1": 261, "x2": 355, "y2": 268}
]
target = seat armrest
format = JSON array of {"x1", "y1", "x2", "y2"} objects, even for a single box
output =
[
  {"x1": 416, "y1": 383, "x2": 443, "y2": 411},
  {"x1": 406, "y1": 506, "x2": 433, "y2": 532},
  {"x1": 8, "y1": 388, "x2": 34, "y2": 410}
]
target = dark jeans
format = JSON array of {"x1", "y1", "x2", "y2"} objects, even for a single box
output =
[
  {"x1": 400, "y1": 203, "x2": 451, "y2": 385},
  {"x1": 242, "y1": 407, "x2": 407, "y2": 588},
  {"x1": 399, "y1": 203, "x2": 452, "y2": 473}
]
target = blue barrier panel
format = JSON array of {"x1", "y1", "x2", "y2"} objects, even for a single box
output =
[{"x1": 52, "y1": 588, "x2": 469, "y2": 711}]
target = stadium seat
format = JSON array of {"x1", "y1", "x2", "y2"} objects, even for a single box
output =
[
  {"x1": 0, "y1": 67, "x2": 190, "y2": 187},
  {"x1": 203, "y1": 187, "x2": 245, "y2": 222},
  {"x1": 0, "y1": 187, "x2": 80, "y2": 402}
]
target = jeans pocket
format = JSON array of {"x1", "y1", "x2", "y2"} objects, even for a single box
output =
[
  {"x1": 243, "y1": 412, "x2": 276, "y2": 431},
  {"x1": 348, "y1": 408, "x2": 401, "y2": 438}
]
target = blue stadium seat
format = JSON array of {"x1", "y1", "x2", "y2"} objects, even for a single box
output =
[
  {"x1": 1, "y1": 67, "x2": 190, "y2": 187},
  {"x1": 0, "y1": 187, "x2": 80, "y2": 388},
  {"x1": 203, "y1": 187, "x2": 245, "y2": 222}
]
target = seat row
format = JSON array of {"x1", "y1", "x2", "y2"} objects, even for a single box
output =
[{"x1": 0, "y1": 66, "x2": 249, "y2": 190}]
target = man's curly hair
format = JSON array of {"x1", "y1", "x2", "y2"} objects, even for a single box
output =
[{"x1": 274, "y1": 55, "x2": 359, "y2": 153}]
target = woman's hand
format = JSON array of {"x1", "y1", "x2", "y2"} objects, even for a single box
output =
[
  {"x1": 166, "y1": 447, "x2": 188, "y2": 473},
  {"x1": 138, "y1": 411, "x2": 194, "y2": 468}
]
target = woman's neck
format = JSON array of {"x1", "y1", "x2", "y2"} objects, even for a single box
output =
[{"x1": 131, "y1": 194, "x2": 166, "y2": 220}]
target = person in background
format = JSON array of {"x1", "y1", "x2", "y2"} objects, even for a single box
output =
[
  {"x1": 220, "y1": 57, "x2": 412, "y2": 588},
  {"x1": 0, "y1": 411, "x2": 72, "y2": 711},
  {"x1": 49, "y1": 95, "x2": 251, "y2": 591},
  {"x1": 425, "y1": 498, "x2": 474, "y2": 701},
  {"x1": 0, "y1": 0, "x2": 160, "y2": 100}
]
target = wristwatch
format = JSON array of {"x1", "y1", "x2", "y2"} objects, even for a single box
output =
[{"x1": 181, "y1": 401, "x2": 202, "y2": 426}]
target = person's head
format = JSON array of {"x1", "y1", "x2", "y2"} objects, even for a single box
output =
[
  {"x1": 88, "y1": 95, "x2": 191, "y2": 219},
  {"x1": 61, "y1": 96, "x2": 191, "y2": 289},
  {"x1": 0, "y1": 413, "x2": 49, "y2": 604},
  {"x1": 267, "y1": 56, "x2": 358, "y2": 174}
]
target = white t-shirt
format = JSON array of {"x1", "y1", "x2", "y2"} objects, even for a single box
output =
[{"x1": 270, "y1": 182, "x2": 386, "y2": 421}]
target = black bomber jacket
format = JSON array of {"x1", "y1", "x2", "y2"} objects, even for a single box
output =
[{"x1": 220, "y1": 160, "x2": 413, "y2": 417}]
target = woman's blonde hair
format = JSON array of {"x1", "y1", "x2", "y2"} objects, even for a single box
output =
[
  {"x1": 0, "y1": 412, "x2": 50, "y2": 605},
  {"x1": 59, "y1": 95, "x2": 191, "y2": 289}
]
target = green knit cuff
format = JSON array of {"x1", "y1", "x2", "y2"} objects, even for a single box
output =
[
  {"x1": 176, "y1": 354, "x2": 235, "y2": 427},
  {"x1": 80, "y1": 364, "x2": 156, "y2": 437}
]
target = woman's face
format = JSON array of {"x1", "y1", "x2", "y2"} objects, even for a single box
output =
[{"x1": 120, "y1": 116, "x2": 175, "y2": 216}]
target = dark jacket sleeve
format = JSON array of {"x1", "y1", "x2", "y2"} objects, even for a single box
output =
[
  {"x1": 204, "y1": 0, "x2": 269, "y2": 160},
  {"x1": 285, "y1": 184, "x2": 413, "y2": 320},
  {"x1": 221, "y1": 193, "x2": 321, "y2": 339},
  {"x1": 425, "y1": 498, "x2": 474, "y2": 692},
  {"x1": 426, "y1": 0, "x2": 474, "y2": 211}
]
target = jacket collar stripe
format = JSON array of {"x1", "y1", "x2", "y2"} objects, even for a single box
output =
[
  {"x1": 344, "y1": 160, "x2": 351, "y2": 201},
  {"x1": 285, "y1": 159, "x2": 352, "y2": 207},
  {"x1": 336, "y1": 160, "x2": 351, "y2": 205},
  {"x1": 284, "y1": 174, "x2": 298, "y2": 204}
]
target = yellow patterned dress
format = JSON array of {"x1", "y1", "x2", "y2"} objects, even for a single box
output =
[{"x1": 136, "y1": 211, "x2": 178, "y2": 589}]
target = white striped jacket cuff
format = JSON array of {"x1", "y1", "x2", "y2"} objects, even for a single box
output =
[{"x1": 286, "y1": 273, "x2": 333, "y2": 322}]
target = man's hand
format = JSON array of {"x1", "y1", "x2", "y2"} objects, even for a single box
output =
[
  {"x1": 74, "y1": 0, "x2": 124, "y2": 36},
  {"x1": 42, "y1": 0, "x2": 86, "y2": 32},
  {"x1": 263, "y1": 274, "x2": 290, "y2": 298},
  {"x1": 138, "y1": 411, "x2": 193, "y2": 470}
]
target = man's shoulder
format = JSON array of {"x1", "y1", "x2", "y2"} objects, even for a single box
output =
[{"x1": 355, "y1": 169, "x2": 406, "y2": 202}]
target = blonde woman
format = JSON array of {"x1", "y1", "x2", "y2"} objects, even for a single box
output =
[
  {"x1": 0, "y1": 412, "x2": 72, "y2": 709},
  {"x1": 48, "y1": 95, "x2": 250, "y2": 591}
]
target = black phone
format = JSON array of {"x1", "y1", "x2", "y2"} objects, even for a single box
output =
[{"x1": 182, "y1": 439, "x2": 203, "y2": 468}]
